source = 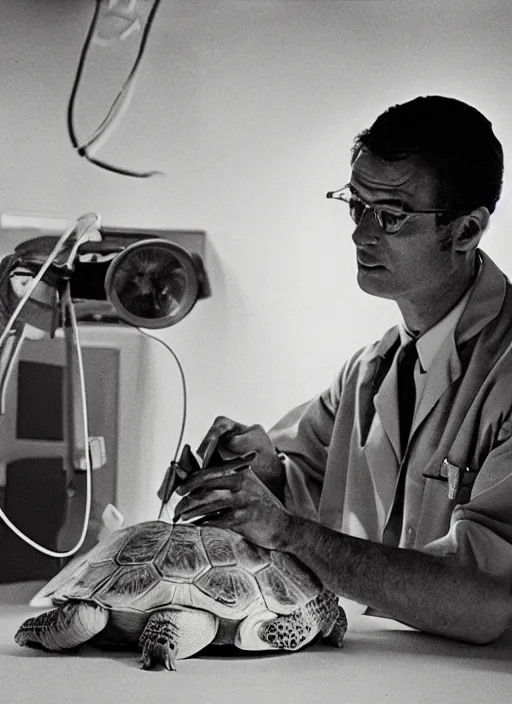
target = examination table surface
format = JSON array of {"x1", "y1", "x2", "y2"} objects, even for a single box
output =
[{"x1": 1, "y1": 583, "x2": 511, "y2": 704}]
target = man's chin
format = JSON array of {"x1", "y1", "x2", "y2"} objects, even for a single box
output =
[{"x1": 356, "y1": 268, "x2": 395, "y2": 299}]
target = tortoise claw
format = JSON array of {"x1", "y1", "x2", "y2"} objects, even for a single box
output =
[{"x1": 140, "y1": 644, "x2": 176, "y2": 671}]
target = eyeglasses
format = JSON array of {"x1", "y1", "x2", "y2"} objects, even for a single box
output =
[{"x1": 326, "y1": 185, "x2": 458, "y2": 235}]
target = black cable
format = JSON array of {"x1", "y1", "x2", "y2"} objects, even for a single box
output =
[
  {"x1": 67, "y1": 1, "x2": 101, "y2": 152},
  {"x1": 66, "y1": 0, "x2": 163, "y2": 178}
]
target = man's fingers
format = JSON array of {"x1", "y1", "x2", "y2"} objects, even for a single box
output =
[
  {"x1": 197, "y1": 416, "x2": 237, "y2": 457},
  {"x1": 197, "y1": 417, "x2": 248, "y2": 458},
  {"x1": 174, "y1": 496, "x2": 233, "y2": 523},
  {"x1": 225, "y1": 424, "x2": 267, "y2": 452},
  {"x1": 194, "y1": 507, "x2": 245, "y2": 529},
  {"x1": 201, "y1": 440, "x2": 219, "y2": 469},
  {"x1": 174, "y1": 486, "x2": 245, "y2": 522},
  {"x1": 192, "y1": 513, "x2": 234, "y2": 530},
  {"x1": 176, "y1": 461, "x2": 251, "y2": 496}
]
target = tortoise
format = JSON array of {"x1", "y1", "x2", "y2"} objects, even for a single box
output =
[{"x1": 15, "y1": 520, "x2": 347, "y2": 670}]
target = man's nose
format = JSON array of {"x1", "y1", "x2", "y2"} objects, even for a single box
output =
[{"x1": 351, "y1": 210, "x2": 380, "y2": 247}]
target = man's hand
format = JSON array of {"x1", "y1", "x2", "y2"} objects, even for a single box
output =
[
  {"x1": 198, "y1": 416, "x2": 285, "y2": 499},
  {"x1": 173, "y1": 460, "x2": 292, "y2": 551}
]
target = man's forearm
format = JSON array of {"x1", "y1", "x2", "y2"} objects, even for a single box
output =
[{"x1": 277, "y1": 514, "x2": 512, "y2": 644}]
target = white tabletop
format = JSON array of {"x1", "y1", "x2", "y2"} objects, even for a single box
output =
[{"x1": 1, "y1": 586, "x2": 511, "y2": 704}]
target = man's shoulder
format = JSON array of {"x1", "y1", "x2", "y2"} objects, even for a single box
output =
[
  {"x1": 353, "y1": 324, "x2": 400, "y2": 363},
  {"x1": 339, "y1": 325, "x2": 400, "y2": 383}
]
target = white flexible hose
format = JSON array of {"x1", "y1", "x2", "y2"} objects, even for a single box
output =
[
  {"x1": 0, "y1": 215, "x2": 99, "y2": 557},
  {"x1": 0, "y1": 287, "x2": 92, "y2": 557},
  {"x1": 0, "y1": 213, "x2": 100, "y2": 350}
]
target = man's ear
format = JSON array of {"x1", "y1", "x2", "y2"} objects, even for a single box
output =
[{"x1": 452, "y1": 206, "x2": 490, "y2": 252}]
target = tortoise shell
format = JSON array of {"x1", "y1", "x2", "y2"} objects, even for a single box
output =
[{"x1": 43, "y1": 521, "x2": 324, "y2": 620}]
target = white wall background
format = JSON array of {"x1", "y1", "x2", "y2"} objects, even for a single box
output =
[{"x1": 1, "y1": 0, "x2": 511, "y2": 520}]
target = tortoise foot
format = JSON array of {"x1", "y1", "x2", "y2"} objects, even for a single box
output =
[
  {"x1": 15, "y1": 602, "x2": 109, "y2": 651},
  {"x1": 140, "y1": 612, "x2": 177, "y2": 671},
  {"x1": 258, "y1": 611, "x2": 313, "y2": 650},
  {"x1": 140, "y1": 641, "x2": 177, "y2": 671},
  {"x1": 322, "y1": 606, "x2": 348, "y2": 648},
  {"x1": 139, "y1": 608, "x2": 218, "y2": 670},
  {"x1": 258, "y1": 591, "x2": 346, "y2": 651}
]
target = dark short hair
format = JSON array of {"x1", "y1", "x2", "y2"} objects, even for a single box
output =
[{"x1": 351, "y1": 96, "x2": 504, "y2": 216}]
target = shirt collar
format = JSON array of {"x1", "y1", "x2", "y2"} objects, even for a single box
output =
[{"x1": 399, "y1": 258, "x2": 482, "y2": 374}]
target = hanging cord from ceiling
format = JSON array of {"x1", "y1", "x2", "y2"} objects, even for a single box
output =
[{"x1": 66, "y1": 0, "x2": 164, "y2": 178}]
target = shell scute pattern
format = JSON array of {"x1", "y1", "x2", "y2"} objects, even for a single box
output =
[
  {"x1": 195, "y1": 566, "x2": 261, "y2": 613},
  {"x1": 116, "y1": 521, "x2": 171, "y2": 565},
  {"x1": 54, "y1": 561, "x2": 117, "y2": 602},
  {"x1": 154, "y1": 525, "x2": 209, "y2": 581},
  {"x1": 269, "y1": 551, "x2": 322, "y2": 600},
  {"x1": 129, "y1": 579, "x2": 178, "y2": 612},
  {"x1": 50, "y1": 561, "x2": 90, "y2": 604},
  {"x1": 231, "y1": 533, "x2": 271, "y2": 573},
  {"x1": 199, "y1": 527, "x2": 237, "y2": 567},
  {"x1": 43, "y1": 526, "x2": 134, "y2": 602},
  {"x1": 87, "y1": 525, "x2": 136, "y2": 565},
  {"x1": 94, "y1": 564, "x2": 161, "y2": 608},
  {"x1": 45, "y1": 522, "x2": 326, "y2": 619},
  {"x1": 255, "y1": 564, "x2": 306, "y2": 615}
]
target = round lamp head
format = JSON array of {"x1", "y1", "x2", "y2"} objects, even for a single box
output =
[{"x1": 104, "y1": 239, "x2": 200, "y2": 328}]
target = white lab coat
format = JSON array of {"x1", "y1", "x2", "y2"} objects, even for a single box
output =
[{"x1": 269, "y1": 250, "x2": 512, "y2": 585}]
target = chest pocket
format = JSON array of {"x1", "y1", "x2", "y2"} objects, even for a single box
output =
[{"x1": 423, "y1": 459, "x2": 480, "y2": 505}]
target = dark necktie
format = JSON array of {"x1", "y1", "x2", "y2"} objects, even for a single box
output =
[
  {"x1": 397, "y1": 338, "x2": 418, "y2": 456},
  {"x1": 382, "y1": 338, "x2": 418, "y2": 546}
]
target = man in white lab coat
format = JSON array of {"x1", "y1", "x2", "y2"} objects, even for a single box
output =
[{"x1": 174, "y1": 96, "x2": 512, "y2": 644}]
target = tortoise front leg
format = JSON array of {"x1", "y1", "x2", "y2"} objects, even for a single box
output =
[
  {"x1": 258, "y1": 591, "x2": 347, "y2": 651},
  {"x1": 15, "y1": 602, "x2": 109, "y2": 651},
  {"x1": 139, "y1": 608, "x2": 218, "y2": 671}
]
